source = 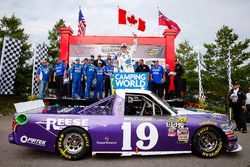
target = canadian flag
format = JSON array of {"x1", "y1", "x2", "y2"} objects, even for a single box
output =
[{"x1": 118, "y1": 8, "x2": 146, "y2": 32}]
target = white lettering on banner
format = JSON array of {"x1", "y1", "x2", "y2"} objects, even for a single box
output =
[
  {"x1": 122, "y1": 122, "x2": 159, "y2": 151},
  {"x1": 46, "y1": 118, "x2": 88, "y2": 131},
  {"x1": 115, "y1": 79, "x2": 146, "y2": 88},
  {"x1": 114, "y1": 73, "x2": 148, "y2": 89},
  {"x1": 115, "y1": 73, "x2": 146, "y2": 80}
]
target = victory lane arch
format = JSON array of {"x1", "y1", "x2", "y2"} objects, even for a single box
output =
[{"x1": 58, "y1": 27, "x2": 179, "y2": 91}]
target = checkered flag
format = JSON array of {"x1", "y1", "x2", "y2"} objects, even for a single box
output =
[
  {"x1": 31, "y1": 43, "x2": 48, "y2": 96},
  {"x1": 0, "y1": 37, "x2": 23, "y2": 95}
]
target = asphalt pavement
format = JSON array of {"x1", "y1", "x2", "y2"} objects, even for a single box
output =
[{"x1": 0, "y1": 115, "x2": 250, "y2": 167}]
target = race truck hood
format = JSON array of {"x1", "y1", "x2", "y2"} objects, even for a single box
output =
[{"x1": 175, "y1": 107, "x2": 230, "y2": 122}]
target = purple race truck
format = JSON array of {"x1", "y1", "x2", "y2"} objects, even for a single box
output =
[{"x1": 9, "y1": 89, "x2": 241, "y2": 160}]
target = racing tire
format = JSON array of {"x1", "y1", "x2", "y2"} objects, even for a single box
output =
[
  {"x1": 57, "y1": 127, "x2": 91, "y2": 160},
  {"x1": 192, "y1": 126, "x2": 223, "y2": 158}
]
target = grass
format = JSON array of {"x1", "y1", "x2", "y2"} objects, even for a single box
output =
[{"x1": 0, "y1": 96, "x2": 27, "y2": 116}]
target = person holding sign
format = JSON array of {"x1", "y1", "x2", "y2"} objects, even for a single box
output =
[
  {"x1": 116, "y1": 33, "x2": 137, "y2": 72},
  {"x1": 150, "y1": 59, "x2": 165, "y2": 98}
]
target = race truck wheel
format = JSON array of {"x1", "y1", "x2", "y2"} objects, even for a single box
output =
[
  {"x1": 57, "y1": 127, "x2": 91, "y2": 160},
  {"x1": 192, "y1": 126, "x2": 223, "y2": 158}
]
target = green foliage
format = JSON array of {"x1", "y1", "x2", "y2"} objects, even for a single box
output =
[
  {"x1": 203, "y1": 25, "x2": 250, "y2": 102},
  {"x1": 204, "y1": 105, "x2": 227, "y2": 114},
  {"x1": 0, "y1": 96, "x2": 27, "y2": 115},
  {"x1": 47, "y1": 19, "x2": 66, "y2": 64},
  {"x1": 0, "y1": 14, "x2": 32, "y2": 95},
  {"x1": 176, "y1": 40, "x2": 198, "y2": 98},
  {"x1": 27, "y1": 95, "x2": 38, "y2": 101}
]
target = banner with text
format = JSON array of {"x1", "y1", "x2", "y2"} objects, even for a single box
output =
[
  {"x1": 69, "y1": 44, "x2": 165, "y2": 67},
  {"x1": 112, "y1": 72, "x2": 148, "y2": 90}
]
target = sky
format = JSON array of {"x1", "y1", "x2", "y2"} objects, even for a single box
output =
[{"x1": 0, "y1": 0, "x2": 249, "y2": 52}]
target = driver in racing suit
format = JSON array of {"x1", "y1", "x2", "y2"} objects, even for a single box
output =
[{"x1": 116, "y1": 33, "x2": 137, "y2": 72}]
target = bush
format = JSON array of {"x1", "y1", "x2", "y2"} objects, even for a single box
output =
[
  {"x1": 0, "y1": 96, "x2": 27, "y2": 116},
  {"x1": 204, "y1": 105, "x2": 227, "y2": 114}
]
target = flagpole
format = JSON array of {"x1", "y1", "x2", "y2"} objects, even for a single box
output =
[{"x1": 157, "y1": 6, "x2": 161, "y2": 36}]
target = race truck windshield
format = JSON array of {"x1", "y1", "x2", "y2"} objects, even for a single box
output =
[{"x1": 150, "y1": 92, "x2": 178, "y2": 114}]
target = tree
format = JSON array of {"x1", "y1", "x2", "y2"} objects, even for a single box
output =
[
  {"x1": 0, "y1": 14, "x2": 32, "y2": 95},
  {"x1": 175, "y1": 40, "x2": 198, "y2": 99},
  {"x1": 203, "y1": 25, "x2": 250, "y2": 103},
  {"x1": 47, "y1": 19, "x2": 66, "y2": 63}
]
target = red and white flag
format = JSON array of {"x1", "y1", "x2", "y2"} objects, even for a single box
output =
[
  {"x1": 78, "y1": 9, "x2": 86, "y2": 36},
  {"x1": 118, "y1": 8, "x2": 146, "y2": 32},
  {"x1": 158, "y1": 10, "x2": 181, "y2": 34}
]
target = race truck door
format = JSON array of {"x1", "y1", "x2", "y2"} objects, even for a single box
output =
[{"x1": 122, "y1": 93, "x2": 179, "y2": 154}]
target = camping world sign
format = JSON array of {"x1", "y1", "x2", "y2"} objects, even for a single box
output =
[{"x1": 112, "y1": 72, "x2": 148, "y2": 90}]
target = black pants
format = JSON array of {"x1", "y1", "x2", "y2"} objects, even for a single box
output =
[
  {"x1": 81, "y1": 78, "x2": 85, "y2": 97},
  {"x1": 164, "y1": 81, "x2": 170, "y2": 100},
  {"x1": 174, "y1": 77, "x2": 182, "y2": 98},
  {"x1": 55, "y1": 76, "x2": 63, "y2": 99},
  {"x1": 232, "y1": 103, "x2": 247, "y2": 130},
  {"x1": 246, "y1": 104, "x2": 250, "y2": 122},
  {"x1": 67, "y1": 80, "x2": 72, "y2": 98},
  {"x1": 153, "y1": 82, "x2": 164, "y2": 98},
  {"x1": 105, "y1": 78, "x2": 111, "y2": 98}
]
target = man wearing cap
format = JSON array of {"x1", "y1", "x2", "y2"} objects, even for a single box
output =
[
  {"x1": 81, "y1": 58, "x2": 88, "y2": 97},
  {"x1": 104, "y1": 59, "x2": 114, "y2": 97},
  {"x1": 84, "y1": 59, "x2": 96, "y2": 98},
  {"x1": 135, "y1": 59, "x2": 150, "y2": 73},
  {"x1": 104, "y1": 53, "x2": 114, "y2": 65},
  {"x1": 94, "y1": 55, "x2": 106, "y2": 67},
  {"x1": 116, "y1": 33, "x2": 137, "y2": 72},
  {"x1": 53, "y1": 58, "x2": 66, "y2": 99},
  {"x1": 174, "y1": 59, "x2": 184, "y2": 98},
  {"x1": 228, "y1": 82, "x2": 247, "y2": 133},
  {"x1": 94, "y1": 60, "x2": 105, "y2": 99},
  {"x1": 36, "y1": 59, "x2": 50, "y2": 99},
  {"x1": 150, "y1": 59, "x2": 165, "y2": 98},
  {"x1": 66, "y1": 61, "x2": 75, "y2": 97},
  {"x1": 70, "y1": 58, "x2": 83, "y2": 99}
]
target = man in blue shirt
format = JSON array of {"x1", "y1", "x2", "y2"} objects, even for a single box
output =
[
  {"x1": 53, "y1": 58, "x2": 66, "y2": 99},
  {"x1": 104, "y1": 59, "x2": 114, "y2": 97},
  {"x1": 150, "y1": 59, "x2": 165, "y2": 98},
  {"x1": 36, "y1": 59, "x2": 50, "y2": 99},
  {"x1": 81, "y1": 58, "x2": 88, "y2": 98},
  {"x1": 66, "y1": 62, "x2": 75, "y2": 97},
  {"x1": 94, "y1": 61, "x2": 104, "y2": 99},
  {"x1": 84, "y1": 59, "x2": 96, "y2": 98},
  {"x1": 70, "y1": 58, "x2": 83, "y2": 99}
]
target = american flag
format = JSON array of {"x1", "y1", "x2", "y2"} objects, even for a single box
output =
[{"x1": 78, "y1": 9, "x2": 86, "y2": 36}]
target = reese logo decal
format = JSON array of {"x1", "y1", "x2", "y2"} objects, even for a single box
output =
[
  {"x1": 20, "y1": 135, "x2": 46, "y2": 146},
  {"x1": 46, "y1": 118, "x2": 88, "y2": 131}
]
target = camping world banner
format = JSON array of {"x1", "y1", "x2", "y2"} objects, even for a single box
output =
[{"x1": 112, "y1": 72, "x2": 148, "y2": 90}]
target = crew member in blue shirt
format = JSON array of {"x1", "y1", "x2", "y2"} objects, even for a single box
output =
[
  {"x1": 53, "y1": 58, "x2": 66, "y2": 99},
  {"x1": 150, "y1": 59, "x2": 165, "y2": 98},
  {"x1": 94, "y1": 61, "x2": 104, "y2": 99},
  {"x1": 81, "y1": 58, "x2": 88, "y2": 98},
  {"x1": 84, "y1": 59, "x2": 96, "y2": 98},
  {"x1": 104, "y1": 59, "x2": 114, "y2": 97},
  {"x1": 67, "y1": 62, "x2": 75, "y2": 98},
  {"x1": 71, "y1": 58, "x2": 83, "y2": 99},
  {"x1": 36, "y1": 59, "x2": 50, "y2": 99}
]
